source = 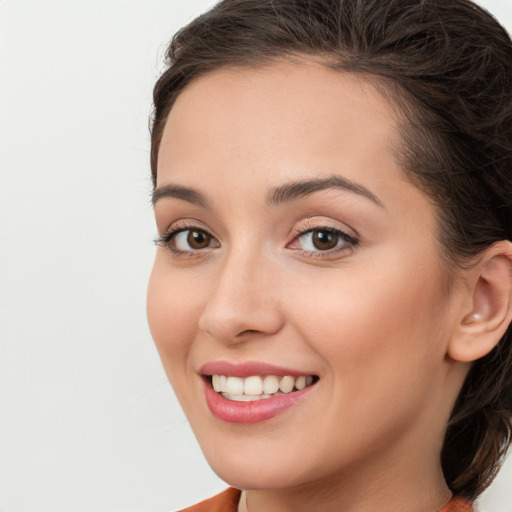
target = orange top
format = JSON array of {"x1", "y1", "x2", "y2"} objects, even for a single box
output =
[{"x1": 179, "y1": 488, "x2": 473, "y2": 512}]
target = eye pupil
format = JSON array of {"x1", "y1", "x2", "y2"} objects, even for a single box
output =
[
  {"x1": 187, "y1": 230, "x2": 211, "y2": 249},
  {"x1": 312, "y1": 230, "x2": 338, "y2": 250}
]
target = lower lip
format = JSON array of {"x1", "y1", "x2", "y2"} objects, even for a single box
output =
[{"x1": 203, "y1": 380, "x2": 316, "y2": 424}]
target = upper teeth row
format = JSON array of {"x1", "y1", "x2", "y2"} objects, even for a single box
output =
[{"x1": 212, "y1": 375, "x2": 314, "y2": 396}]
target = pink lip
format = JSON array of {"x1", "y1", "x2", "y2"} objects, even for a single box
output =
[
  {"x1": 203, "y1": 380, "x2": 316, "y2": 424},
  {"x1": 200, "y1": 360, "x2": 313, "y2": 378}
]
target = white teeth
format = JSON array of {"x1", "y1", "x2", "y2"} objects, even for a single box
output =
[
  {"x1": 244, "y1": 376, "x2": 263, "y2": 395},
  {"x1": 210, "y1": 374, "x2": 316, "y2": 400},
  {"x1": 279, "y1": 375, "x2": 295, "y2": 393},
  {"x1": 262, "y1": 375, "x2": 279, "y2": 394},
  {"x1": 221, "y1": 393, "x2": 273, "y2": 401},
  {"x1": 295, "y1": 376, "x2": 306, "y2": 390},
  {"x1": 226, "y1": 376, "x2": 244, "y2": 396}
]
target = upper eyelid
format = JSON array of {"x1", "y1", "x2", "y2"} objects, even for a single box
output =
[
  {"x1": 159, "y1": 223, "x2": 216, "y2": 241},
  {"x1": 289, "y1": 219, "x2": 358, "y2": 240},
  {"x1": 154, "y1": 221, "x2": 203, "y2": 245},
  {"x1": 159, "y1": 219, "x2": 215, "y2": 238},
  {"x1": 289, "y1": 226, "x2": 358, "y2": 247}
]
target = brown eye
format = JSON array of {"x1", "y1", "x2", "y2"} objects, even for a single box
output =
[
  {"x1": 187, "y1": 230, "x2": 212, "y2": 249},
  {"x1": 290, "y1": 226, "x2": 357, "y2": 255},
  {"x1": 311, "y1": 230, "x2": 339, "y2": 250},
  {"x1": 169, "y1": 228, "x2": 219, "y2": 252}
]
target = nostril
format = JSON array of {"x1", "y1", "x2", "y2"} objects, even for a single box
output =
[{"x1": 236, "y1": 329, "x2": 258, "y2": 337}]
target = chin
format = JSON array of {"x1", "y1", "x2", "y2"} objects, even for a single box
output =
[
  {"x1": 197, "y1": 433, "x2": 326, "y2": 492},
  {"x1": 208, "y1": 457, "x2": 306, "y2": 491}
]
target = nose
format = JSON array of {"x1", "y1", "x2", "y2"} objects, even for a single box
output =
[{"x1": 198, "y1": 250, "x2": 284, "y2": 344}]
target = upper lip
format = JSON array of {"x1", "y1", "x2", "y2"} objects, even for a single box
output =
[{"x1": 200, "y1": 360, "x2": 316, "y2": 378}]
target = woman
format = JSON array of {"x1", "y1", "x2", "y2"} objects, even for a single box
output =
[{"x1": 147, "y1": 0, "x2": 512, "y2": 510}]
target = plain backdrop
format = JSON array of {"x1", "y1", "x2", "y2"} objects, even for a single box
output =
[{"x1": 1, "y1": 1, "x2": 512, "y2": 511}]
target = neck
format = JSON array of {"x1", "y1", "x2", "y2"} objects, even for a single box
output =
[
  {"x1": 241, "y1": 473, "x2": 451, "y2": 512},
  {"x1": 238, "y1": 438, "x2": 452, "y2": 512}
]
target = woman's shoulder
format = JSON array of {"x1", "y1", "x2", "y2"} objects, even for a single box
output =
[
  {"x1": 178, "y1": 488, "x2": 241, "y2": 512},
  {"x1": 441, "y1": 496, "x2": 474, "y2": 512}
]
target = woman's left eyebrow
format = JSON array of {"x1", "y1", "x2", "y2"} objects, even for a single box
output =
[{"x1": 266, "y1": 175, "x2": 384, "y2": 208}]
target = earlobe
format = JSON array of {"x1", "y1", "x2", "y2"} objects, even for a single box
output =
[{"x1": 448, "y1": 241, "x2": 512, "y2": 363}]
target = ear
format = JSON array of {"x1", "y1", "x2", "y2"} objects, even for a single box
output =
[{"x1": 448, "y1": 241, "x2": 512, "y2": 363}]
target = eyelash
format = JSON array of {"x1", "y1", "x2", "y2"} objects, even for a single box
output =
[
  {"x1": 154, "y1": 221, "x2": 214, "y2": 258},
  {"x1": 154, "y1": 221, "x2": 359, "y2": 259}
]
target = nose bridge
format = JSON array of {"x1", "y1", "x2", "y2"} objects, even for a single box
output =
[{"x1": 198, "y1": 243, "x2": 283, "y2": 342}]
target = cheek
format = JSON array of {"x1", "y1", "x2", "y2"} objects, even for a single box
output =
[
  {"x1": 146, "y1": 260, "x2": 204, "y2": 376},
  {"x1": 287, "y1": 256, "x2": 449, "y2": 386},
  {"x1": 276, "y1": 260, "x2": 451, "y2": 464}
]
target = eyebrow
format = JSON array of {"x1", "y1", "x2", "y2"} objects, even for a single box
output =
[
  {"x1": 152, "y1": 174, "x2": 383, "y2": 208},
  {"x1": 267, "y1": 175, "x2": 383, "y2": 207},
  {"x1": 152, "y1": 184, "x2": 209, "y2": 208}
]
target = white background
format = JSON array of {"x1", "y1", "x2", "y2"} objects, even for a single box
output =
[{"x1": 1, "y1": 1, "x2": 512, "y2": 511}]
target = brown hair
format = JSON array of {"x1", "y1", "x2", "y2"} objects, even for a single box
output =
[{"x1": 150, "y1": 0, "x2": 512, "y2": 500}]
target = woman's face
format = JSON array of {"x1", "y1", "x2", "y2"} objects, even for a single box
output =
[{"x1": 147, "y1": 61, "x2": 464, "y2": 490}]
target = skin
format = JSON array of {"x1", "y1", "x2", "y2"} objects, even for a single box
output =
[{"x1": 147, "y1": 60, "x2": 479, "y2": 512}]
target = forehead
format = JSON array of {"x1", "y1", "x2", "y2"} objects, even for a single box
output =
[{"x1": 157, "y1": 59, "x2": 402, "y2": 188}]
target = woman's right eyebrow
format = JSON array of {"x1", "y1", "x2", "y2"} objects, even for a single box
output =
[{"x1": 152, "y1": 184, "x2": 210, "y2": 208}]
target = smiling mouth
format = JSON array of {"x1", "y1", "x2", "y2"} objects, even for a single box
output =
[{"x1": 206, "y1": 374, "x2": 319, "y2": 401}]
